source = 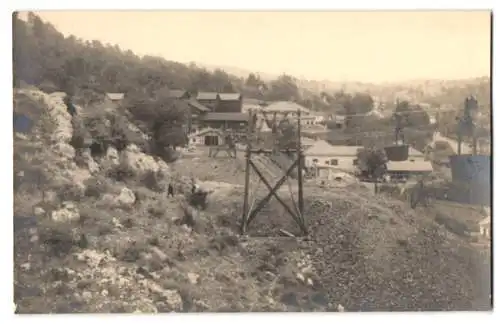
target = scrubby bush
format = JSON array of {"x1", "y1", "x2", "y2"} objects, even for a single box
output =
[
  {"x1": 54, "y1": 182, "x2": 85, "y2": 202},
  {"x1": 126, "y1": 95, "x2": 187, "y2": 162},
  {"x1": 38, "y1": 218, "x2": 86, "y2": 257},
  {"x1": 108, "y1": 113, "x2": 145, "y2": 152},
  {"x1": 84, "y1": 176, "x2": 114, "y2": 198},
  {"x1": 70, "y1": 117, "x2": 90, "y2": 150},
  {"x1": 106, "y1": 160, "x2": 137, "y2": 183},
  {"x1": 188, "y1": 191, "x2": 209, "y2": 210},
  {"x1": 140, "y1": 170, "x2": 165, "y2": 192}
]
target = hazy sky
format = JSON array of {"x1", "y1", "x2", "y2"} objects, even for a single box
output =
[{"x1": 33, "y1": 11, "x2": 491, "y2": 83}]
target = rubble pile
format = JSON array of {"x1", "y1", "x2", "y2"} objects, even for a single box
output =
[{"x1": 248, "y1": 188, "x2": 491, "y2": 311}]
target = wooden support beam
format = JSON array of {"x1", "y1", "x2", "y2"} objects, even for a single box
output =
[
  {"x1": 241, "y1": 111, "x2": 253, "y2": 234},
  {"x1": 241, "y1": 108, "x2": 308, "y2": 235},
  {"x1": 296, "y1": 110, "x2": 306, "y2": 234},
  {"x1": 279, "y1": 229, "x2": 295, "y2": 237},
  {"x1": 246, "y1": 158, "x2": 299, "y2": 227}
]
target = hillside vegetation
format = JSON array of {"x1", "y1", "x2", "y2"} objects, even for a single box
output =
[
  {"x1": 14, "y1": 12, "x2": 490, "y2": 116},
  {"x1": 13, "y1": 12, "x2": 491, "y2": 313}
]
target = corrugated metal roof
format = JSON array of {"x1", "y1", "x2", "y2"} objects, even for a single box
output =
[
  {"x1": 106, "y1": 93, "x2": 125, "y2": 100},
  {"x1": 219, "y1": 93, "x2": 242, "y2": 101},
  {"x1": 305, "y1": 140, "x2": 363, "y2": 156},
  {"x1": 197, "y1": 92, "x2": 218, "y2": 101},
  {"x1": 263, "y1": 101, "x2": 311, "y2": 114},
  {"x1": 188, "y1": 99, "x2": 210, "y2": 112},
  {"x1": 200, "y1": 112, "x2": 248, "y2": 122},
  {"x1": 386, "y1": 160, "x2": 434, "y2": 172}
]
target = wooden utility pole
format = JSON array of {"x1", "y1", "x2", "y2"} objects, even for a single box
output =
[
  {"x1": 296, "y1": 110, "x2": 305, "y2": 230},
  {"x1": 240, "y1": 109, "x2": 307, "y2": 235},
  {"x1": 240, "y1": 110, "x2": 253, "y2": 234}
]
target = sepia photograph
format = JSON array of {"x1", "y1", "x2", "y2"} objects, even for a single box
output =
[{"x1": 11, "y1": 8, "x2": 492, "y2": 315}]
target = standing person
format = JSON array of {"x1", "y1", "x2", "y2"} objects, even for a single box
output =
[{"x1": 167, "y1": 183, "x2": 175, "y2": 198}]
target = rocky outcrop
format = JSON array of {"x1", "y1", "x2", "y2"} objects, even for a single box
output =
[
  {"x1": 115, "y1": 188, "x2": 136, "y2": 206},
  {"x1": 80, "y1": 149, "x2": 100, "y2": 174},
  {"x1": 17, "y1": 90, "x2": 76, "y2": 144},
  {"x1": 51, "y1": 201, "x2": 80, "y2": 223},
  {"x1": 121, "y1": 144, "x2": 170, "y2": 177},
  {"x1": 102, "y1": 187, "x2": 136, "y2": 208}
]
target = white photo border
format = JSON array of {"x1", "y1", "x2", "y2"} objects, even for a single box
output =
[{"x1": 1, "y1": 1, "x2": 497, "y2": 323}]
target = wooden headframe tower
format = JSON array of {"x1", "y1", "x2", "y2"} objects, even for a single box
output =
[{"x1": 240, "y1": 109, "x2": 307, "y2": 236}]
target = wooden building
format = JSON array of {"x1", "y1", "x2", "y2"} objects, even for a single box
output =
[
  {"x1": 196, "y1": 92, "x2": 219, "y2": 110},
  {"x1": 198, "y1": 112, "x2": 248, "y2": 132},
  {"x1": 196, "y1": 92, "x2": 243, "y2": 113},
  {"x1": 217, "y1": 93, "x2": 243, "y2": 113},
  {"x1": 385, "y1": 160, "x2": 434, "y2": 182},
  {"x1": 304, "y1": 140, "x2": 363, "y2": 173}
]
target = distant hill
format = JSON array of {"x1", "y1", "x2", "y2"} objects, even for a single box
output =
[
  {"x1": 200, "y1": 63, "x2": 278, "y2": 81},
  {"x1": 200, "y1": 62, "x2": 490, "y2": 106}
]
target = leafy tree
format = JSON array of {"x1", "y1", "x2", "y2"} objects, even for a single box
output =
[
  {"x1": 245, "y1": 73, "x2": 262, "y2": 88},
  {"x1": 394, "y1": 100, "x2": 430, "y2": 128},
  {"x1": 266, "y1": 74, "x2": 300, "y2": 102},
  {"x1": 127, "y1": 95, "x2": 188, "y2": 157},
  {"x1": 276, "y1": 119, "x2": 298, "y2": 150},
  {"x1": 356, "y1": 147, "x2": 387, "y2": 193},
  {"x1": 350, "y1": 93, "x2": 374, "y2": 115},
  {"x1": 329, "y1": 91, "x2": 374, "y2": 129}
]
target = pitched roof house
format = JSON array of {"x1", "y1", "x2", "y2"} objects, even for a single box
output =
[{"x1": 304, "y1": 140, "x2": 363, "y2": 172}]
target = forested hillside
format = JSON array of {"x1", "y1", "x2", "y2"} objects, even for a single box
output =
[
  {"x1": 12, "y1": 12, "x2": 335, "y2": 112},
  {"x1": 13, "y1": 12, "x2": 490, "y2": 118}
]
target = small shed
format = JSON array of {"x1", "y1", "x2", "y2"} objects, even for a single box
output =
[
  {"x1": 386, "y1": 160, "x2": 434, "y2": 182},
  {"x1": 188, "y1": 128, "x2": 225, "y2": 146}
]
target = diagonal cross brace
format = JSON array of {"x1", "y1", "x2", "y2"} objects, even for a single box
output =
[
  {"x1": 245, "y1": 158, "x2": 302, "y2": 229},
  {"x1": 248, "y1": 160, "x2": 304, "y2": 227}
]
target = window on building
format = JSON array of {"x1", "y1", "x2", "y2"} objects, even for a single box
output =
[
  {"x1": 325, "y1": 160, "x2": 330, "y2": 165},
  {"x1": 312, "y1": 158, "x2": 318, "y2": 164},
  {"x1": 353, "y1": 159, "x2": 358, "y2": 165},
  {"x1": 330, "y1": 159, "x2": 338, "y2": 166}
]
